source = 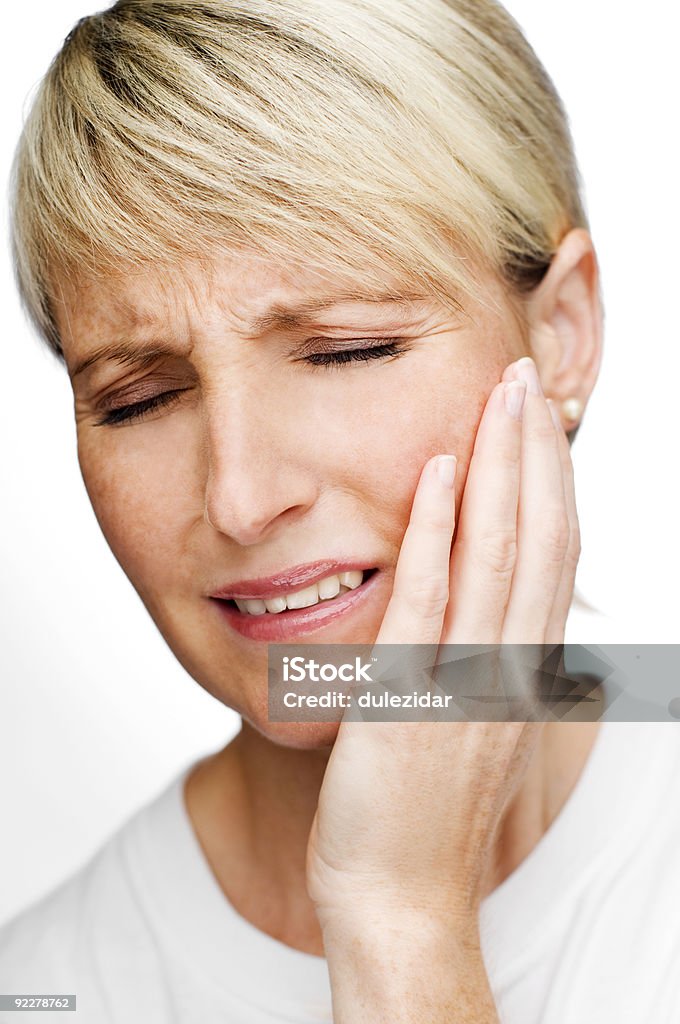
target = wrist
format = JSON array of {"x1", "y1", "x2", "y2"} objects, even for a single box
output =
[
  {"x1": 320, "y1": 900, "x2": 482, "y2": 963},
  {"x1": 315, "y1": 883, "x2": 480, "y2": 943},
  {"x1": 319, "y1": 909, "x2": 495, "y2": 1024}
]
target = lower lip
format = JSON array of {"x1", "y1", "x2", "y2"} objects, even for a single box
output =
[{"x1": 210, "y1": 570, "x2": 383, "y2": 642}]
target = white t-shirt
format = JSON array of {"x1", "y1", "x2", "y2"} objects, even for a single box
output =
[{"x1": 1, "y1": 720, "x2": 679, "y2": 1023}]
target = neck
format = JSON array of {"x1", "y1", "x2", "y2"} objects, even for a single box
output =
[{"x1": 184, "y1": 719, "x2": 602, "y2": 957}]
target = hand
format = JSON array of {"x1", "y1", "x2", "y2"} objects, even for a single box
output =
[
  {"x1": 306, "y1": 357, "x2": 580, "y2": 1020},
  {"x1": 442, "y1": 355, "x2": 579, "y2": 647}
]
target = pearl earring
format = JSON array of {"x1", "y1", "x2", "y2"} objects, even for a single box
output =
[{"x1": 561, "y1": 397, "x2": 584, "y2": 423}]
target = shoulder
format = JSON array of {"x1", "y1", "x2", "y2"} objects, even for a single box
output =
[
  {"x1": 0, "y1": 858, "x2": 87, "y2": 986},
  {"x1": 0, "y1": 778, "x2": 179, "y2": 992}
]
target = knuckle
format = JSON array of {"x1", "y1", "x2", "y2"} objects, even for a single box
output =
[
  {"x1": 535, "y1": 510, "x2": 571, "y2": 558},
  {"x1": 474, "y1": 529, "x2": 518, "y2": 577},
  {"x1": 526, "y1": 418, "x2": 559, "y2": 446},
  {"x1": 569, "y1": 518, "x2": 582, "y2": 554},
  {"x1": 496, "y1": 443, "x2": 521, "y2": 470},
  {"x1": 419, "y1": 506, "x2": 455, "y2": 534},
  {"x1": 564, "y1": 549, "x2": 581, "y2": 576},
  {"x1": 573, "y1": 531, "x2": 582, "y2": 560},
  {"x1": 394, "y1": 576, "x2": 449, "y2": 621},
  {"x1": 565, "y1": 527, "x2": 582, "y2": 568}
]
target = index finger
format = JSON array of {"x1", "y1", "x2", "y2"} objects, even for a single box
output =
[{"x1": 374, "y1": 454, "x2": 457, "y2": 648}]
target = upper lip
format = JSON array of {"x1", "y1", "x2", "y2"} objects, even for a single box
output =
[{"x1": 210, "y1": 559, "x2": 377, "y2": 601}]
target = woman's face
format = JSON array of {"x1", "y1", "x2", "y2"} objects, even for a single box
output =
[{"x1": 57, "y1": 249, "x2": 527, "y2": 748}]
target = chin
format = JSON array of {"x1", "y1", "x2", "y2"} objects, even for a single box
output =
[{"x1": 245, "y1": 716, "x2": 342, "y2": 751}]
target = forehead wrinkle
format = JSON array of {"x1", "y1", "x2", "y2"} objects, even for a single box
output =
[
  {"x1": 67, "y1": 288, "x2": 432, "y2": 379},
  {"x1": 246, "y1": 293, "x2": 417, "y2": 334},
  {"x1": 68, "y1": 337, "x2": 189, "y2": 380}
]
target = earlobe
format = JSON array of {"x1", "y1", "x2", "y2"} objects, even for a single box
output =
[{"x1": 527, "y1": 228, "x2": 604, "y2": 426}]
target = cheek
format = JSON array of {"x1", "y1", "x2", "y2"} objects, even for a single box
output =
[
  {"x1": 77, "y1": 422, "x2": 196, "y2": 591},
  {"x1": 351, "y1": 355, "x2": 490, "y2": 517}
]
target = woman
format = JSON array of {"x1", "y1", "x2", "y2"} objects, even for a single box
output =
[{"x1": 2, "y1": 1, "x2": 678, "y2": 1021}]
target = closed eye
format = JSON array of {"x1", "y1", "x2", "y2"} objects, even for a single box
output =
[
  {"x1": 95, "y1": 389, "x2": 185, "y2": 427},
  {"x1": 95, "y1": 340, "x2": 411, "y2": 426},
  {"x1": 300, "y1": 339, "x2": 411, "y2": 369}
]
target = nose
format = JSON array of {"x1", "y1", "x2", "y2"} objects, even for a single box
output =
[{"x1": 201, "y1": 387, "x2": 317, "y2": 546}]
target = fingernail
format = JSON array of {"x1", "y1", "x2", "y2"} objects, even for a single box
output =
[
  {"x1": 546, "y1": 399, "x2": 563, "y2": 431},
  {"x1": 504, "y1": 380, "x2": 527, "y2": 420},
  {"x1": 515, "y1": 357, "x2": 544, "y2": 396},
  {"x1": 436, "y1": 455, "x2": 457, "y2": 489}
]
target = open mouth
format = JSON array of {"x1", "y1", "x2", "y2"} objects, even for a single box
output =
[{"x1": 221, "y1": 567, "x2": 380, "y2": 616}]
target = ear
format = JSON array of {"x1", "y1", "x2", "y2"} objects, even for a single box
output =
[{"x1": 526, "y1": 228, "x2": 604, "y2": 433}]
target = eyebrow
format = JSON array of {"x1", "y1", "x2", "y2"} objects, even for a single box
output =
[{"x1": 69, "y1": 293, "x2": 427, "y2": 380}]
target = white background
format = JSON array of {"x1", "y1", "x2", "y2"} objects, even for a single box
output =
[{"x1": 1, "y1": 1, "x2": 678, "y2": 924}]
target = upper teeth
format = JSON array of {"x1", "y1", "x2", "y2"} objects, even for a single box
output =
[{"x1": 234, "y1": 570, "x2": 365, "y2": 615}]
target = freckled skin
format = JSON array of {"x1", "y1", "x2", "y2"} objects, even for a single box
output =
[{"x1": 57, "y1": 249, "x2": 526, "y2": 749}]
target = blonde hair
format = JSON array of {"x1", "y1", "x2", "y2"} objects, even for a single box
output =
[{"x1": 11, "y1": 0, "x2": 589, "y2": 363}]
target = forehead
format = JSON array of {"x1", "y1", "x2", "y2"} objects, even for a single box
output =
[{"x1": 53, "y1": 248, "x2": 424, "y2": 344}]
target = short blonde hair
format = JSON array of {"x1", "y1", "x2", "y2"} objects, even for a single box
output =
[{"x1": 11, "y1": 0, "x2": 589, "y2": 360}]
